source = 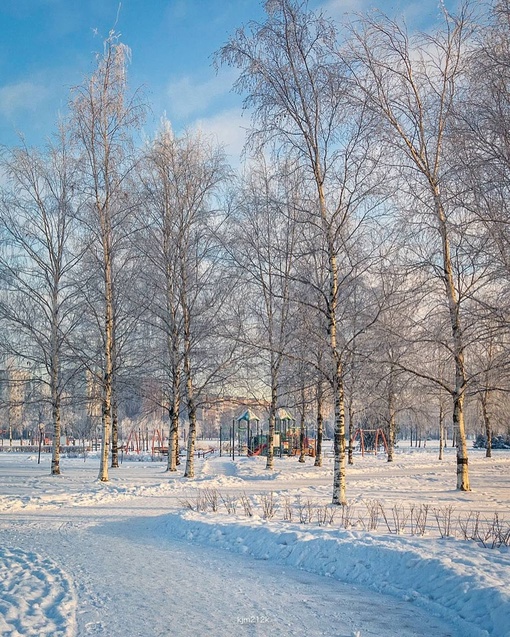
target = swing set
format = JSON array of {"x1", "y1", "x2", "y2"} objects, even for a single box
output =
[
  {"x1": 125, "y1": 428, "x2": 167, "y2": 455},
  {"x1": 352, "y1": 428, "x2": 388, "y2": 457}
]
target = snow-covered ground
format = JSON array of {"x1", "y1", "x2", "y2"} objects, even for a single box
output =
[{"x1": 1, "y1": 444, "x2": 509, "y2": 636}]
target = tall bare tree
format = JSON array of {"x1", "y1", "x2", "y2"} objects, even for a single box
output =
[
  {"x1": 219, "y1": 0, "x2": 379, "y2": 504},
  {"x1": 348, "y1": 4, "x2": 474, "y2": 489},
  {"x1": 139, "y1": 119, "x2": 183, "y2": 472},
  {"x1": 230, "y1": 156, "x2": 299, "y2": 470},
  {"x1": 70, "y1": 31, "x2": 145, "y2": 481},
  {"x1": 142, "y1": 127, "x2": 229, "y2": 478},
  {"x1": 0, "y1": 126, "x2": 82, "y2": 474}
]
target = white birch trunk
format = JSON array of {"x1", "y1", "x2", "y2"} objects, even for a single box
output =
[
  {"x1": 50, "y1": 289, "x2": 61, "y2": 475},
  {"x1": 314, "y1": 380, "x2": 324, "y2": 467},
  {"x1": 332, "y1": 362, "x2": 346, "y2": 505},
  {"x1": 321, "y1": 190, "x2": 346, "y2": 505},
  {"x1": 166, "y1": 279, "x2": 181, "y2": 473},
  {"x1": 167, "y1": 319, "x2": 181, "y2": 472},
  {"x1": 481, "y1": 392, "x2": 492, "y2": 458},
  {"x1": 183, "y1": 298, "x2": 196, "y2": 478},
  {"x1": 439, "y1": 401, "x2": 445, "y2": 461},
  {"x1": 111, "y1": 395, "x2": 119, "y2": 468},
  {"x1": 98, "y1": 252, "x2": 114, "y2": 483},
  {"x1": 435, "y1": 190, "x2": 470, "y2": 491},
  {"x1": 347, "y1": 396, "x2": 355, "y2": 466},
  {"x1": 298, "y1": 386, "x2": 306, "y2": 463},
  {"x1": 266, "y1": 384, "x2": 277, "y2": 470},
  {"x1": 387, "y1": 371, "x2": 395, "y2": 463},
  {"x1": 184, "y1": 390, "x2": 196, "y2": 478},
  {"x1": 50, "y1": 381, "x2": 61, "y2": 475},
  {"x1": 167, "y1": 407, "x2": 180, "y2": 472}
]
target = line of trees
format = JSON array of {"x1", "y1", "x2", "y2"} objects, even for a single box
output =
[{"x1": 1, "y1": 2, "x2": 510, "y2": 503}]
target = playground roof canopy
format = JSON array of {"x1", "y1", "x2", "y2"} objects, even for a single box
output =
[
  {"x1": 276, "y1": 407, "x2": 294, "y2": 421},
  {"x1": 237, "y1": 408, "x2": 260, "y2": 423}
]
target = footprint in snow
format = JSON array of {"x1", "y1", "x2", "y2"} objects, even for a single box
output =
[{"x1": 0, "y1": 547, "x2": 77, "y2": 637}]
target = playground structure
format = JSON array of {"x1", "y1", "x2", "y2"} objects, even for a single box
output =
[
  {"x1": 352, "y1": 427, "x2": 388, "y2": 457},
  {"x1": 219, "y1": 408, "x2": 259, "y2": 458},
  {"x1": 223, "y1": 407, "x2": 316, "y2": 458},
  {"x1": 273, "y1": 407, "x2": 315, "y2": 457}
]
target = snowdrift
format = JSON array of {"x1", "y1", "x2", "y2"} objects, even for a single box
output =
[{"x1": 159, "y1": 511, "x2": 510, "y2": 637}]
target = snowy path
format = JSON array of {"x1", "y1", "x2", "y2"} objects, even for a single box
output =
[
  {"x1": 1, "y1": 451, "x2": 509, "y2": 636},
  {"x1": 2, "y1": 514, "x2": 459, "y2": 637}
]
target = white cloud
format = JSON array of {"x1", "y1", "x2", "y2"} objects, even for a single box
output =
[
  {"x1": 190, "y1": 108, "x2": 251, "y2": 164},
  {"x1": 0, "y1": 80, "x2": 50, "y2": 117},
  {"x1": 165, "y1": 67, "x2": 238, "y2": 120}
]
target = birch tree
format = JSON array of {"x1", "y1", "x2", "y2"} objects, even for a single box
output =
[
  {"x1": 349, "y1": 5, "x2": 474, "y2": 489},
  {"x1": 70, "y1": 31, "x2": 145, "y2": 482},
  {"x1": 291, "y1": 230, "x2": 332, "y2": 467},
  {"x1": 219, "y1": 0, "x2": 380, "y2": 504},
  {"x1": 139, "y1": 120, "x2": 183, "y2": 472},
  {"x1": 469, "y1": 322, "x2": 508, "y2": 458},
  {"x1": 455, "y1": 1, "x2": 510, "y2": 379},
  {"x1": 452, "y1": 2, "x2": 510, "y2": 458},
  {"x1": 230, "y1": 156, "x2": 299, "y2": 470},
  {"x1": 0, "y1": 126, "x2": 82, "y2": 474},
  {"x1": 142, "y1": 128, "x2": 228, "y2": 478}
]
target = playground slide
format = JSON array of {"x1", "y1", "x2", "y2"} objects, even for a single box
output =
[{"x1": 249, "y1": 443, "x2": 267, "y2": 456}]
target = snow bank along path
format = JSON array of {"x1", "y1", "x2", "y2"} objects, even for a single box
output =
[{"x1": 161, "y1": 511, "x2": 509, "y2": 637}]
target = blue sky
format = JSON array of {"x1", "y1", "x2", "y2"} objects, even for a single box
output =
[{"x1": 0, "y1": 0, "x2": 453, "y2": 161}]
